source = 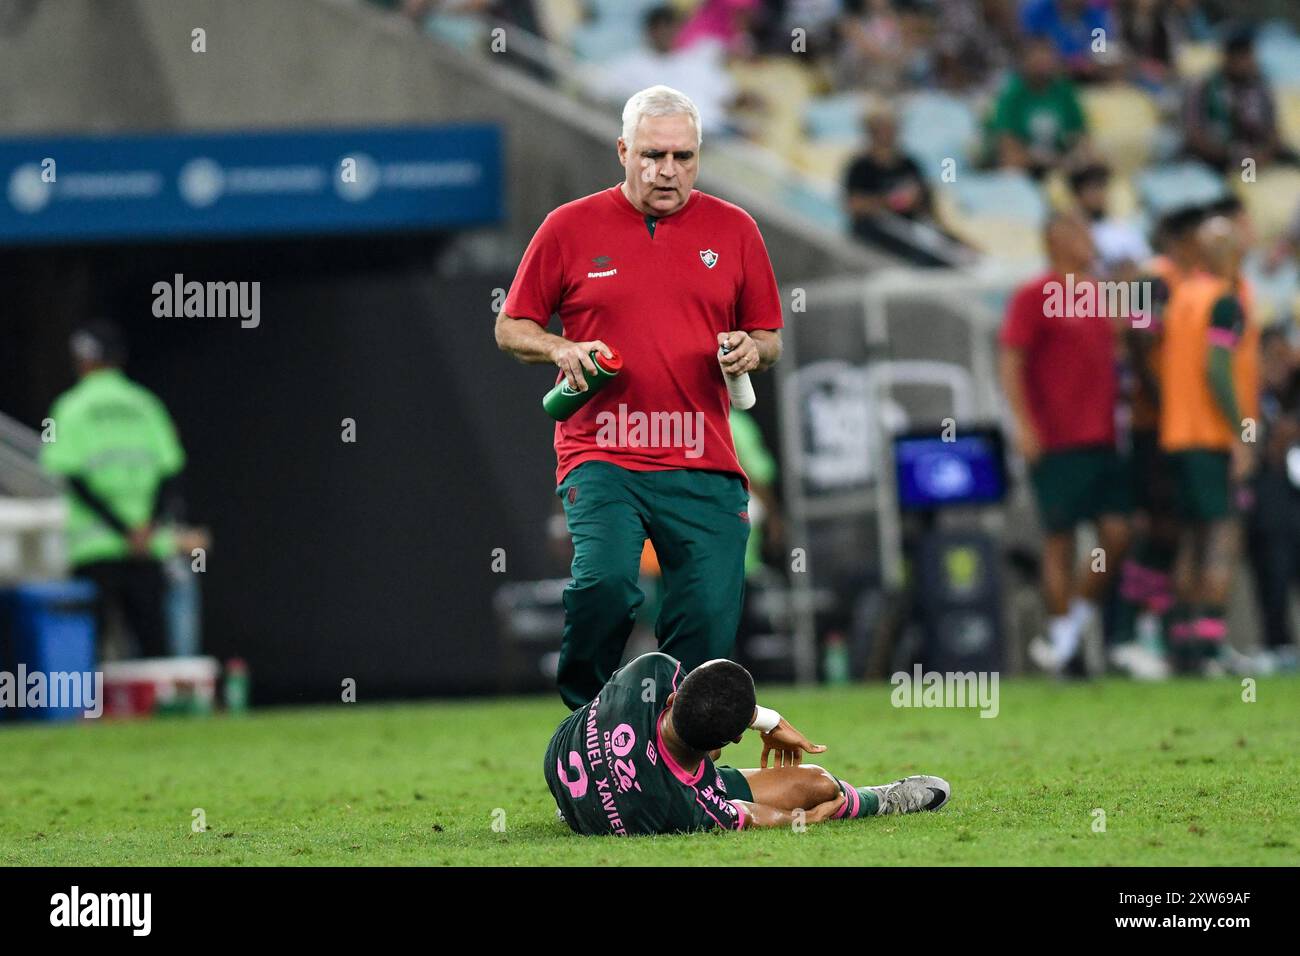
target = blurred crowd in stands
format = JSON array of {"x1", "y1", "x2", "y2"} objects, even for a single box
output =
[
  {"x1": 383, "y1": 1, "x2": 1300, "y2": 313},
  {"x1": 375, "y1": 0, "x2": 1300, "y2": 677}
]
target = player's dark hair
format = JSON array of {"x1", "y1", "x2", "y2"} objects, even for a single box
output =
[
  {"x1": 1158, "y1": 205, "x2": 1205, "y2": 241},
  {"x1": 1067, "y1": 162, "x2": 1109, "y2": 194},
  {"x1": 672, "y1": 660, "x2": 756, "y2": 753},
  {"x1": 1223, "y1": 24, "x2": 1255, "y2": 57},
  {"x1": 1204, "y1": 195, "x2": 1244, "y2": 219},
  {"x1": 70, "y1": 318, "x2": 126, "y2": 366},
  {"x1": 643, "y1": 5, "x2": 677, "y2": 30}
]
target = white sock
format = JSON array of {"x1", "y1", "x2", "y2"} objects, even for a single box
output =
[
  {"x1": 1068, "y1": 597, "x2": 1097, "y2": 633},
  {"x1": 1048, "y1": 615, "x2": 1079, "y2": 661}
]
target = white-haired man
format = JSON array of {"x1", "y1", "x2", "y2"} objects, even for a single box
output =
[{"x1": 495, "y1": 85, "x2": 784, "y2": 709}]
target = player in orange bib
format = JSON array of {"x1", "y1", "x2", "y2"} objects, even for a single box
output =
[{"x1": 1157, "y1": 215, "x2": 1259, "y2": 672}]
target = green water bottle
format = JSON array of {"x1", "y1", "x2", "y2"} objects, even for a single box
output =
[
  {"x1": 823, "y1": 631, "x2": 851, "y2": 685},
  {"x1": 224, "y1": 658, "x2": 249, "y2": 715},
  {"x1": 542, "y1": 347, "x2": 623, "y2": 421}
]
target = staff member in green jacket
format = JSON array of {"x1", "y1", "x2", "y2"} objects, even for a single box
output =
[{"x1": 41, "y1": 320, "x2": 186, "y2": 659}]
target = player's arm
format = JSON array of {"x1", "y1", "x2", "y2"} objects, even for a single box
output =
[
  {"x1": 65, "y1": 476, "x2": 130, "y2": 536},
  {"x1": 729, "y1": 795, "x2": 844, "y2": 829},
  {"x1": 1126, "y1": 275, "x2": 1167, "y2": 403},
  {"x1": 1127, "y1": 329, "x2": 1160, "y2": 403},
  {"x1": 998, "y1": 345, "x2": 1041, "y2": 464},
  {"x1": 1206, "y1": 295, "x2": 1244, "y2": 433},
  {"x1": 1206, "y1": 294, "x2": 1252, "y2": 481},
  {"x1": 495, "y1": 313, "x2": 614, "y2": 393},
  {"x1": 749, "y1": 329, "x2": 782, "y2": 371}
]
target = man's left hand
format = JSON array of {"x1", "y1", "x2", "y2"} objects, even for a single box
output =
[
  {"x1": 759, "y1": 717, "x2": 828, "y2": 768},
  {"x1": 718, "y1": 331, "x2": 760, "y2": 376}
]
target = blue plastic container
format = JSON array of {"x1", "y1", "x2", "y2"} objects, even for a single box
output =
[{"x1": 0, "y1": 580, "x2": 98, "y2": 722}]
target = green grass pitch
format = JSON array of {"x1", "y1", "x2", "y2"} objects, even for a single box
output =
[{"x1": 2, "y1": 676, "x2": 1297, "y2": 866}]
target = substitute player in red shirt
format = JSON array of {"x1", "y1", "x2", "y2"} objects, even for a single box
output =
[
  {"x1": 999, "y1": 214, "x2": 1131, "y2": 676},
  {"x1": 495, "y1": 86, "x2": 784, "y2": 709}
]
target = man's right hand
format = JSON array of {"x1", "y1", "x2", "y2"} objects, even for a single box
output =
[
  {"x1": 804, "y1": 793, "x2": 847, "y2": 824},
  {"x1": 1016, "y1": 427, "x2": 1043, "y2": 466},
  {"x1": 127, "y1": 525, "x2": 153, "y2": 556},
  {"x1": 551, "y1": 339, "x2": 614, "y2": 392}
]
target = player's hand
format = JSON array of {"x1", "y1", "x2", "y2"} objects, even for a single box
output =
[
  {"x1": 717, "y1": 331, "x2": 759, "y2": 376},
  {"x1": 1016, "y1": 427, "x2": 1042, "y2": 466},
  {"x1": 127, "y1": 525, "x2": 153, "y2": 556},
  {"x1": 552, "y1": 339, "x2": 614, "y2": 392},
  {"x1": 803, "y1": 793, "x2": 846, "y2": 825},
  {"x1": 1231, "y1": 441, "x2": 1255, "y2": 484},
  {"x1": 759, "y1": 717, "x2": 828, "y2": 768}
]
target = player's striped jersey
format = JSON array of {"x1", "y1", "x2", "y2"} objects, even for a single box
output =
[{"x1": 544, "y1": 653, "x2": 746, "y2": 836}]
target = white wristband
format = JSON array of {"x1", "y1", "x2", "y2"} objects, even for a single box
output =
[{"x1": 752, "y1": 705, "x2": 780, "y2": 734}]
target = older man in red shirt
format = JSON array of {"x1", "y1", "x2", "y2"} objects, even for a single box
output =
[
  {"x1": 999, "y1": 213, "x2": 1131, "y2": 675},
  {"x1": 495, "y1": 85, "x2": 783, "y2": 709}
]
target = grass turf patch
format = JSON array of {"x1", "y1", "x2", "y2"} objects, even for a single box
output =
[{"x1": 1, "y1": 675, "x2": 1297, "y2": 866}]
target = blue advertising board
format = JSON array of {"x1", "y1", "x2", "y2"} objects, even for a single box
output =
[{"x1": 0, "y1": 124, "x2": 503, "y2": 244}]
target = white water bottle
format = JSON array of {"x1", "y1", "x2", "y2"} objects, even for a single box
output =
[{"x1": 718, "y1": 342, "x2": 756, "y2": 410}]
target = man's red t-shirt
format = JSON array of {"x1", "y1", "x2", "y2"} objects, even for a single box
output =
[
  {"x1": 999, "y1": 271, "x2": 1117, "y2": 451},
  {"x1": 504, "y1": 185, "x2": 783, "y2": 486}
]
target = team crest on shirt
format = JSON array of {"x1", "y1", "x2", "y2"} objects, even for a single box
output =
[{"x1": 699, "y1": 249, "x2": 718, "y2": 269}]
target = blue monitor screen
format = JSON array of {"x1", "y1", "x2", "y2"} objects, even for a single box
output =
[{"x1": 894, "y1": 430, "x2": 1007, "y2": 511}]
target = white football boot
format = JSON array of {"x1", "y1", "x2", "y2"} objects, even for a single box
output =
[{"x1": 865, "y1": 775, "x2": 951, "y2": 815}]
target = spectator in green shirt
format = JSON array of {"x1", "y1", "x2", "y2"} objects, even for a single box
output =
[
  {"x1": 987, "y1": 37, "x2": 1089, "y2": 179},
  {"x1": 41, "y1": 320, "x2": 186, "y2": 659}
]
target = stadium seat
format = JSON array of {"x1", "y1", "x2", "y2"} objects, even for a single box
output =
[
  {"x1": 424, "y1": 13, "x2": 487, "y2": 51},
  {"x1": 586, "y1": 0, "x2": 660, "y2": 17},
  {"x1": 941, "y1": 212, "x2": 1044, "y2": 263},
  {"x1": 1279, "y1": 87, "x2": 1300, "y2": 155},
  {"x1": 804, "y1": 93, "x2": 868, "y2": 142},
  {"x1": 1256, "y1": 21, "x2": 1300, "y2": 87},
  {"x1": 729, "y1": 57, "x2": 816, "y2": 159},
  {"x1": 534, "y1": 0, "x2": 585, "y2": 47},
  {"x1": 899, "y1": 92, "x2": 979, "y2": 179},
  {"x1": 1135, "y1": 161, "x2": 1227, "y2": 215},
  {"x1": 778, "y1": 181, "x2": 847, "y2": 233},
  {"x1": 1242, "y1": 250, "x2": 1300, "y2": 329},
  {"x1": 1175, "y1": 42, "x2": 1220, "y2": 80},
  {"x1": 945, "y1": 169, "x2": 1047, "y2": 224},
  {"x1": 794, "y1": 141, "x2": 860, "y2": 182},
  {"x1": 1234, "y1": 167, "x2": 1300, "y2": 245},
  {"x1": 935, "y1": 171, "x2": 1045, "y2": 263},
  {"x1": 569, "y1": 17, "x2": 644, "y2": 62},
  {"x1": 1081, "y1": 85, "x2": 1160, "y2": 173}
]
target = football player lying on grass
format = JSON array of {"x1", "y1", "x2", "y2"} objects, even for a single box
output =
[{"x1": 545, "y1": 652, "x2": 950, "y2": 835}]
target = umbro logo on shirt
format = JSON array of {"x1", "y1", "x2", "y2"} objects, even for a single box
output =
[{"x1": 587, "y1": 254, "x2": 617, "y2": 279}]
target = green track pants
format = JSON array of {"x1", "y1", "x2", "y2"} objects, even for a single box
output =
[{"x1": 555, "y1": 461, "x2": 750, "y2": 710}]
